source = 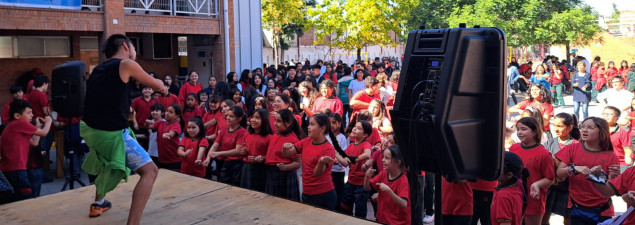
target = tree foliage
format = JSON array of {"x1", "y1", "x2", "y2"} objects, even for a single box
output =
[
  {"x1": 262, "y1": 0, "x2": 307, "y2": 64},
  {"x1": 445, "y1": 0, "x2": 595, "y2": 47},
  {"x1": 307, "y1": 0, "x2": 419, "y2": 53},
  {"x1": 536, "y1": 5, "x2": 602, "y2": 47}
]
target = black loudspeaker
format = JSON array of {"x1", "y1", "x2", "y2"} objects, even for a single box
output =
[
  {"x1": 390, "y1": 27, "x2": 506, "y2": 181},
  {"x1": 52, "y1": 61, "x2": 86, "y2": 118}
]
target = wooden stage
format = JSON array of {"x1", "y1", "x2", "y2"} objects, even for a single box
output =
[{"x1": 0, "y1": 170, "x2": 376, "y2": 225}]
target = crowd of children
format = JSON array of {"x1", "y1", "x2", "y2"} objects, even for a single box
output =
[{"x1": 5, "y1": 54, "x2": 635, "y2": 225}]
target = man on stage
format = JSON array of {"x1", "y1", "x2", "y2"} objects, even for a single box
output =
[{"x1": 80, "y1": 34, "x2": 167, "y2": 225}]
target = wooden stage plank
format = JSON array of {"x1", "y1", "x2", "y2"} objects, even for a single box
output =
[{"x1": 0, "y1": 169, "x2": 376, "y2": 225}]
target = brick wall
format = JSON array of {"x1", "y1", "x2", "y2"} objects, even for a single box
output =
[{"x1": 0, "y1": 7, "x2": 103, "y2": 31}]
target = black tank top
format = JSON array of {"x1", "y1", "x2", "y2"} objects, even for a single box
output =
[{"x1": 83, "y1": 58, "x2": 131, "y2": 131}]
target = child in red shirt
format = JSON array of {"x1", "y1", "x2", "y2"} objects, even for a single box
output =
[
  {"x1": 592, "y1": 166, "x2": 635, "y2": 225},
  {"x1": 1, "y1": 86, "x2": 26, "y2": 125},
  {"x1": 203, "y1": 106, "x2": 247, "y2": 186},
  {"x1": 282, "y1": 113, "x2": 348, "y2": 210},
  {"x1": 491, "y1": 151, "x2": 528, "y2": 225},
  {"x1": 150, "y1": 104, "x2": 182, "y2": 170},
  {"x1": 131, "y1": 85, "x2": 154, "y2": 130},
  {"x1": 239, "y1": 109, "x2": 272, "y2": 192},
  {"x1": 178, "y1": 116, "x2": 209, "y2": 178},
  {"x1": 602, "y1": 106, "x2": 632, "y2": 171},
  {"x1": 509, "y1": 117, "x2": 555, "y2": 225},
  {"x1": 202, "y1": 94, "x2": 223, "y2": 142},
  {"x1": 0, "y1": 100, "x2": 52, "y2": 201},
  {"x1": 340, "y1": 121, "x2": 373, "y2": 218},
  {"x1": 265, "y1": 109, "x2": 303, "y2": 201},
  {"x1": 182, "y1": 93, "x2": 202, "y2": 132},
  {"x1": 442, "y1": 178, "x2": 473, "y2": 224},
  {"x1": 364, "y1": 145, "x2": 411, "y2": 225},
  {"x1": 178, "y1": 71, "x2": 203, "y2": 106},
  {"x1": 555, "y1": 117, "x2": 620, "y2": 224}
]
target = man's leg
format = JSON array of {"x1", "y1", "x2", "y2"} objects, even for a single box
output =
[
  {"x1": 121, "y1": 128, "x2": 157, "y2": 225},
  {"x1": 127, "y1": 162, "x2": 158, "y2": 225}
]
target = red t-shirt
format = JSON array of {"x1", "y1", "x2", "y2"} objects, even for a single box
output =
[
  {"x1": 610, "y1": 126, "x2": 632, "y2": 166},
  {"x1": 509, "y1": 143, "x2": 554, "y2": 215},
  {"x1": 350, "y1": 91, "x2": 380, "y2": 115},
  {"x1": 243, "y1": 133, "x2": 271, "y2": 163},
  {"x1": 0, "y1": 120, "x2": 38, "y2": 171},
  {"x1": 515, "y1": 100, "x2": 554, "y2": 131},
  {"x1": 346, "y1": 141, "x2": 372, "y2": 185},
  {"x1": 619, "y1": 68, "x2": 630, "y2": 82},
  {"x1": 153, "y1": 121, "x2": 182, "y2": 164},
  {"x1": 555, "y1": 142, "x2": 619, "y2": 217},
  {"x1": 155, "y1": 94, "x2": 180, "y2": 110},
  {"x1": 131, "y1": 97, "x2": 154, "y2": 129},
  {"x1": 178, "y1": 137, "x2": 209, "y2": 178},
  {"x1": 182, "y1": 107, "x2": 203, "y2": 128},
  {"x1": 370, "y1": 150, "x2": 384, "y2": 173},
  {"x1": 203, "y1": 110, "x2": 225, "y2": 137},
  {"x1": 312, "y1": 97, "x2": 344, "y2": 116},
  {"x1": 606, "y1": 68, "x2": 618, "y2": 80},
  {"x1": 370, "y1": 170, "x2": 411, "y2": 225},
  {"x1": 178, "y1": 82, "x2": 203, "y2": 106},
  {"x1": 591, "y1": 67, "x2": 599, "y2": 81},
  {"x1": 490, "y1": 181, "x2": 524, "y2": 225},
  {"x1": 609, "y1": 167, "x2": 635, "y2": 225},
  {"x1": 471, "y1": 179, "x2": 498, "y2": 192},
  {"x1": 550, "y1": 71, "x2": 563, "y2": 85},
  {"x1": 214, "y1": 127, "x2": 247, "y2": 161},
  {"x1": 442, "y1": 178, "x2": 473, "y2": 216},
  {"x1": 27, "y1": 90, "x2": 48, "y2": 119},
  {"x1": 295, "y1": 138, "x2": 335, "y2": 195},
  {"x1": 265, "y1": 132, "x2": 300, "y2": 165},
  {"x1": 629, "y1": 111, "x2": 635, "y2": 137}
]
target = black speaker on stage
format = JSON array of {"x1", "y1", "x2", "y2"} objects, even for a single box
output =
[
  {"x1": 390, "y1": 26, "x2": 506, "y2": 181},
  {"x1": 52, "y1": 61, "x2": 86, "y2": 118}
]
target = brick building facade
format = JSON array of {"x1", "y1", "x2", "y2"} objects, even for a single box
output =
[{"x1": 0, "y1": 0, "x2": 245, "y2": 110}]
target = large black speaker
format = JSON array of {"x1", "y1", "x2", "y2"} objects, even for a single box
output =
[
  {"x1": 390, "y1": 27, "x2": 506, "y2": 181},
  {"x1": 52, "y1": 61, "x2": 86, "y2": 118}
]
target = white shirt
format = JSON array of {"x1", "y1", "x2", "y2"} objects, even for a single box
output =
[
  {"x1": 348, "y1": 79, "x2": 366, "y2": 96},
  {"x1": 597, "y1": 88, "x2": 633, "y2": 112},
  {"x1": 326, "y1": 133, "x2": 349, "y2": 172},
  {"x1": 379, "y1": 85, "x2": 394, "y2": 105},
  {"x1": 147, "y1": 118, "x2": 165, "y2": 157}
]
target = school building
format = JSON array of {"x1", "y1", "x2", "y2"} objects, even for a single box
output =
[{"x1": 0, "y1": 0, "x2": 262, "y2": 105}]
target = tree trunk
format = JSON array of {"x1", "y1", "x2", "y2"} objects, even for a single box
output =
[{"x1": 356, "y1": 48, "x2": 361, "y2": 62}]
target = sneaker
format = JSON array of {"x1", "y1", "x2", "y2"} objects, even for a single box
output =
[
  {"x1": 422, "y1": 214, "x2": 434, "y2": 224},
  {"x1": 89, "y1": 200, "x2": 112, "y2": 218}
]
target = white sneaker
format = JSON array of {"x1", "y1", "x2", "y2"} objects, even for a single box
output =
[{"x1": 422, "y1": 214, "x2": 434, "y2": 224}]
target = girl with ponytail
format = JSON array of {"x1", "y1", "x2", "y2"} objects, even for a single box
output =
[
  {"x1": 542, "y1": 113, "x2": 580, "y2": 224},
  {"x1": 264, "y1": 109, "x2": 303, "y2": 201},
  {"x1": 281, "y1": 113, "x2": 349, "y2": 210},
  {"x1": 491, "y1": 151, "x2": 529, "y2": 225}
]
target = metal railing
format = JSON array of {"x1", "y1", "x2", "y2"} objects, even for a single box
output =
[
  {"x1": 123, "y1": 0, "x2": 218, "y2": 17},
  {"x1": 81, "y1": 0, "x2": 102, "y2": 11}
]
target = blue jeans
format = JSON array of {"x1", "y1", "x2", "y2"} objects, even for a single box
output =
[
  {"x1": 573, "y1": 101, "x2": 589, "y2": 120},
  {"x1": 27, "y1": 168, "x2": 44, "y2": 197},
  {"x1": 341, "y1": 183, "x2": 369, "y2": 218}
]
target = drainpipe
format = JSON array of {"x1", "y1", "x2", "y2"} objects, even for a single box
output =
[{"x1": 223, "y1": 0, "x2": 230, "y2": 74}]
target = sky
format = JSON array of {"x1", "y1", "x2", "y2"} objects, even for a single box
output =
[{"x1": 583, "y1": 0, "x2": 635, "y2": 17}]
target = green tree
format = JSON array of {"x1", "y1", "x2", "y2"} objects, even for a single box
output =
[
  {"x1": 610, "y1": 3, "x2": 620, "y2": 22},
  {"x1": 404, "y1": 0, "x2": 474, "y2": 33},
  {"x1": 307, "y1": 0, "x2": 419, "y2": 61},
  {"x1": 446, "y1": 0, "x2": 581, "y2": 47},
  {"x1": 262, "y1": 0, "x2": 307, "y2": 65},
  {"x1": 535, "y1": 5, "x2": 602, "y2": 62}
]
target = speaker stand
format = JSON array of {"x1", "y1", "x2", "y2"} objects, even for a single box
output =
[{"x1": 61, "y1": 120, "x2": 86, "y2": 191}]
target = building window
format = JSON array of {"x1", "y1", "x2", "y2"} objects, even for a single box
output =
[
  {"x1": 0, "y1": 37, "x2": 13, "y2": 58},
  {"x1": 17, "y1": 36, "x2": 71, "y2": 58},
  {"x1": 80, "y1": 37, "x2": 99, "y2": 51}
]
